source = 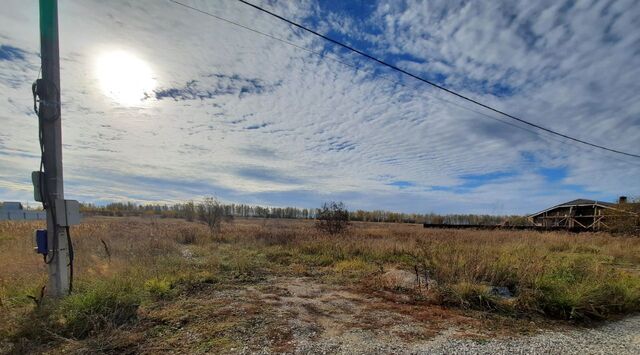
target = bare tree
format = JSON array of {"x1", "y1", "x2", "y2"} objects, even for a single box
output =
[
  {"x1": 184, "y1": 200, "x2": 196, "y2": 222},
  {"x1": 316, "y1": 201, "x2": 350, "y2": 235},
  {"x1": 197, "y1": 197, "x2": 231, "y2": 237}
]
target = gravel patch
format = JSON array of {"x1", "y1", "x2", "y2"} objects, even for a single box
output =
[
  {"x1": 410, "y1": 315, "x2": 640, "y2": 355},
  {"x1": 242, "y1": 277, "x2": 640, "y2": 354},
  {"x1": 288, "y1": 315, "x2": 640, "y2": 355}
]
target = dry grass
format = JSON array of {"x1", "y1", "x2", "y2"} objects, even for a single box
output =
[{"x1": 1, "y1": 217, "x2": 640, "y2": 353}]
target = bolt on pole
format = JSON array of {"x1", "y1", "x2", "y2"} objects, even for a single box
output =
[{"x1": 39, "y1": 0, "x2": 70, "y2": 297}]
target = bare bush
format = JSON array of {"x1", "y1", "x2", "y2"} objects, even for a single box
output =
[
  {"x1": 184, "y1": 200, "x2": 196, "y2": 222},
  {"x1": 315, "y1": 201, "x2": 350, "y2": 235},
  {"x1": 197, "y1": 197, "x2": 233, "y2": 237}
]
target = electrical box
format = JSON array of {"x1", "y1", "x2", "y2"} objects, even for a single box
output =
[
  {"x1": 31, "y1": 171, "x2": 44, "y2": 202},
  {"x1": 54, "y1": 199, "x2": 81, "y2": 226},
  {"x1": 35, "y1": 229, "x2": 48, "y2": 255}
]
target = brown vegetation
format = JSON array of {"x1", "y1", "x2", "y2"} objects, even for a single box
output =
[
  {"x1": 1, "y1": 217, "x2": 639, "y2": 353},
  {"x1": 606, "y1": 197, "x2": 640, "y2": 234},
  {"x1": 196, "y1": 197, "x2": 232, "y2": 237},
  {"x1": 315, "y1": 201, "x2": 350, "y2": 235}
]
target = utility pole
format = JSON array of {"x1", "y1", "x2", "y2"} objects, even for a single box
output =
[{"x1": 38, "y1": 0, "x2": 70, "y2": 297}]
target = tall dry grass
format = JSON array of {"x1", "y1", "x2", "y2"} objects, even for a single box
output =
[
  {"x1": 222, "y1": 219, "x2": 640, "y2": 319},
  {"x1": 1, "y1": 217, "x2": 640, "y2": 350}
]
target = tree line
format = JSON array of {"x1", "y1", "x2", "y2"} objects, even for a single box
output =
[{"x1": 80, "y1": 200, "x2": 524, "y2": 225}]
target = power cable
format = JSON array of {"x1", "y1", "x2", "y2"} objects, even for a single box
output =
[
  {"x1": 33, "y1": 75, "x2": 74, "y2": 293},
  {"x1": 235, "y1": 0, "x2": 640, "y2": 159},
  {"x1": 32, "y1": 77, "x2": 56, "y2": 264},
  {"x1": 167, "y1": 0, "x2": 640, "y2": 169}
]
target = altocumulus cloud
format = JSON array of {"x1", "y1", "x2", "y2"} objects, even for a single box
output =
[
  {"x1": 0, "y1": 0, "x2": 638, "y2": 214},
  {"x1": 153, "y1": 74, "x2": 278, "y2": 101}
]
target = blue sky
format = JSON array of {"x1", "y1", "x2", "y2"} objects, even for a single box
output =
[{"x1": 1, "y1": 0, "x2": 639, "y2": 214}]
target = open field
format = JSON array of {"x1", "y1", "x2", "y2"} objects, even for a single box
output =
[{"x1": 1, "y1": 217, "x2": 640, "y2": 354}]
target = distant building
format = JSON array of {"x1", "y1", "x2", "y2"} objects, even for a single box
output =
[
  {"x1": 2, "y1": 202, "x2": 23, "y2": 210},
  {"x1": 528, "y1": 197, "x2": 638, "y2": 231},
  {"x1": 0, "y1": 201, "x2": 47, "y2": 221}
]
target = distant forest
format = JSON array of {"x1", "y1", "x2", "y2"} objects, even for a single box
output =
[{"x1": 80, "y1": 201, "x2": 528, "y2": 226}]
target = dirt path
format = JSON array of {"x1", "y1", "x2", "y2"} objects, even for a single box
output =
[
  {"x1": 238, "y1": 277, "x2": 640, "y2": 354},
  {"x1": 133, "y1": 275, "x2": 639, "y2": 354}
]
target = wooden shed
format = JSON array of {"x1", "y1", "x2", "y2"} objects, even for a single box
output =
[{"x1": 528, "y1": 198, "x2": 637, "y2": 231}]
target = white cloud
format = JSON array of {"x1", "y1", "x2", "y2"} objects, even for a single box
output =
[{"x1": 0, "y1": 0, "x2": 638, "y2": 214}]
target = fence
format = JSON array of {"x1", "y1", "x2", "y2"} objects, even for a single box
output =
[{"x1": 0, "y1": 210, "x2": 47, "y2": 221}]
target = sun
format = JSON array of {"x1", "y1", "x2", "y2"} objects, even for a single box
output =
[{"x1": 96, "y1": 51, "x2": 156, "y2": 105}]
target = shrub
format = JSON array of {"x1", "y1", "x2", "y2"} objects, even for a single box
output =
[
  {"x1": 265, "y1": 247, "x2": 294, "y2": 265},
  {"x1": 58, "y1": 280, "x2": 140, "y2": 338},
  {"x1": 177, "y1": 226, "x2": 199, "y2": 244},
  {"x1": 144, "y1": 277, "x2": 174, "y2": 300},
  {"x1": 533, "y1": 257, "x2": 640, "y2": 320},
  {"x1": 439, "y1": 282, "x2": 503, "y2": 312},
  {"x1": 315, "y1": 201, "x2": 350, "y2": 235},
  {"x1": 184, "y1": 200, "x2": 196, "y2": 222},
  {"x1": 255, "y1": 229, "x2": 297, "y2": 246},
  {"x1": 197, "y1": 197, "x2": 233, "y2": 237},
  {"x1": 334, "y1": 258, "x2": 375, "y2": 275}
]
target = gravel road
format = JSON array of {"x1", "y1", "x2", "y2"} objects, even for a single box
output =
[
  {"x1": 408, "y1": 315, "x2": 640, "y2": 355},
  {"x1": 289, "y1": 315, "x2": 640, "y2": 355}
]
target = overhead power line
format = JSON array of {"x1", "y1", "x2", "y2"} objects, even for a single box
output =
[
  {"x1": 234, "y1": 0, "x2": 640, "y2": 159},
  {"x1": 163, "y1": 1, "x2": 584, "y2": 158},
  {"x1": 167, "y1": 0, "x2": 640, "y2": 163}
]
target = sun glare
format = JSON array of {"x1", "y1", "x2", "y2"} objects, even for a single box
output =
[{"x1": 96, "y1": 51, "x2": 156, "y2": 105}]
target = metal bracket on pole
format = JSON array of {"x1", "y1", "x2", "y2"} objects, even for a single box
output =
[
  {"x1": 54, "y1": 199, "x2": 81, "y2": 226},
  {"x1": 34, "y1": 78, "x2": 60, "y2": 121},
  {"x1": 32, "y1": 171, "x2": 45, "y2": 202}
]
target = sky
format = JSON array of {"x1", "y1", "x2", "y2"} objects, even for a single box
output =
[{"x1": 1, "y1": 0, "x2": 639, "y2": 215}]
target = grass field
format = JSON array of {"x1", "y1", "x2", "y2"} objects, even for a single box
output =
[{"x1": 1, "y1": 217, "x2": 640, "y2": 353}]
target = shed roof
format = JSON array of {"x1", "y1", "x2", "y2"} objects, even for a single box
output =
[
  {"x1": 529, "y1": 199, "x2": 617, "y2": 218},
  {"x1": 0, "y1": 202, "x2": 23, "y2": 210},
  {"x1": 555, "y1": 199, "x2": 615, "y2": 208}
]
